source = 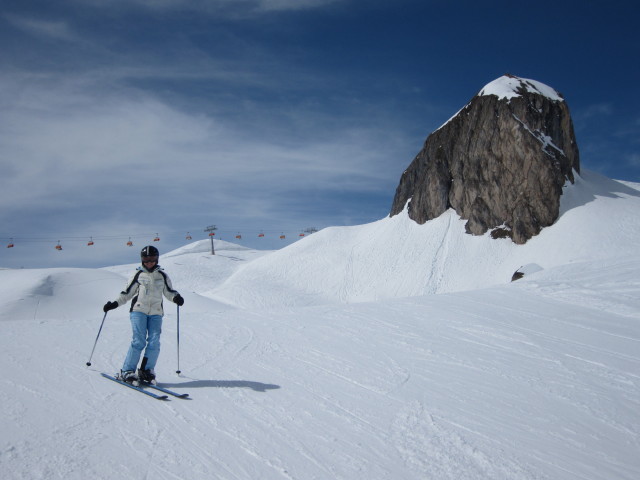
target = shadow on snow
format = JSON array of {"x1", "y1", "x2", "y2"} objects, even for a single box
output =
[{"x1": 160, "y1": 379, "x2": 281, "y2": 393}]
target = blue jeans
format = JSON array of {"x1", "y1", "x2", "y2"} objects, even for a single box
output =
[{"x1": 122, "y1": 312, "x2": 163, "y2": 372}]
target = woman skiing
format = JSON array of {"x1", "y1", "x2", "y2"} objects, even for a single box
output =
[{"x1": 103, "y1": 245, "x2": 184, "y2": 385}]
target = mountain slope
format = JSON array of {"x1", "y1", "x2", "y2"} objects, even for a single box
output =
[{"x1": 210, "y1": 170, "x2": 640, "y2": 308}]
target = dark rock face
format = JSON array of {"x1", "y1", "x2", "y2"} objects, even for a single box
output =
[{"x1": 390, "y1": 75, "x2": 580, "y2": 244}]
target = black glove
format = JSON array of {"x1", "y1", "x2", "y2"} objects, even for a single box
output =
[
  {"x1": 173, "y1": 294, "x2": 184, "y2": 306},
  {"x1": 103, "y1": 301, "x2": 118, "y2": 312}
]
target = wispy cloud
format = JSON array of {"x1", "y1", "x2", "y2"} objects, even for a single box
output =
[
  {"x1": 254, "y1": 0, "x2": 343, "y2": 11},
  {"x1": 0, "y1": 65, "x2": 411, "y2": 241},
  {"x1": 4, "y1": 14, "x2": 77, "y2": 41},
  {"x1": 572, "y1": 102, "x2": 614, "y2": 130},
  {"x1": 627, "y1": 153, "x2": 640, "y2": 168},
  {"x1": 73, "y1": 0, "x2": 344, "y2": 15},
  {"x1": 0, "y1": 0, "x2": 418, "y2": 253}
]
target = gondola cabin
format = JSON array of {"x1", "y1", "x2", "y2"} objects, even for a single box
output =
[
  {"x1": 258, "y1": 233, "x2": 265, "y2": 237},
  {"x1": 55, "y1": 243, "x2": 62, "y2": 251},
  {"x1": 185, "y1": 233, "x2": 192, "y2": 240},
  {"x1": 154, "y1": 234, "x2": 160, "y2": 242},
  {"x1": 235, "y1": 234, "x2": 242, "y2": 239},
  {"x1": 279, "y1": 234, "x2": 286, "y2": 239}
]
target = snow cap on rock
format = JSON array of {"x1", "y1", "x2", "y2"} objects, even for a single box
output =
[{"x1": 479, "y1": 74, "x2": 564, "y2": 102}]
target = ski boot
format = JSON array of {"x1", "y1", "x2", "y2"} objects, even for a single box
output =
[
  {"x1": 137, "y1": 368, "x2": 156, "y2": 385},
  {"x1": 138, "y1": 357, "x2": 156, "y2": 385},
  {"x1": 118, "y1": 370, "x2": 139, "y2": 386}
]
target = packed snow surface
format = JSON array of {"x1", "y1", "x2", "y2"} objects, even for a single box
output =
[{"x1": 1, "y1": 170, "x2": 639, "y2": 479}]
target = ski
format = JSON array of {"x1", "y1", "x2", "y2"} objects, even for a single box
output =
[
  {"x1": 101, "y1": 373, "x2": 169, "y2": 400},
  {"x1": 144, "y1": 383, "x2": 190, "y2": 399}
]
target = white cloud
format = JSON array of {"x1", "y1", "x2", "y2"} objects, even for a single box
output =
[
  {"x1": 0, "y1": 1, "x2": 425, "y2": 261},
  {"x1": 0, "y1": 69, "x2": 410, "y2": 245}
]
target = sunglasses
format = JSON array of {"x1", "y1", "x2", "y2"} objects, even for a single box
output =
[{"x1": 142, "y1": 256, "x2": 158, "y2": 263}]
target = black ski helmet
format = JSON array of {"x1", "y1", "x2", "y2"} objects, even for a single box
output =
[{"x1": 141, "y1": 245, "x2": 159, "y2": 258}]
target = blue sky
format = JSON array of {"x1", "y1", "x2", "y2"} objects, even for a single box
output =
[{"x1": 1, "y1": 0, "x2": 638, "y2": 269}]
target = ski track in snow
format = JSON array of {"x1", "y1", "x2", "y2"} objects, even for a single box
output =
[{"x1": 1, "y1": 171, "x2": 640, "y2": 479}]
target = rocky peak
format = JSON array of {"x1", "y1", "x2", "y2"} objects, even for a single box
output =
[{"x1": 389, "y1": 74, "x2": 580, "y2": 244}]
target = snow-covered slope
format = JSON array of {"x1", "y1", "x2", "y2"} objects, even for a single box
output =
[
  {"x1": 1, "y1": 170, "x2": 639, "y2": 480},
  {"x1": 210, "y1": 170, "x2": 640, "y2": 308},
  {"x1": 0, "y1": 268, "x2": 126, "y2": 321}
]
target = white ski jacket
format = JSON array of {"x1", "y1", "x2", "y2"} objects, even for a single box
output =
[{"x1": 115, "y1": 265, "x2": 179, "y2": 316}]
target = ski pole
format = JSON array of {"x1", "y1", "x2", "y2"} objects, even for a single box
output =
[
  {"x1": 176, "y1": 304, "x2": 181, "y2": 374},
  {"x1": 86, "y1": 311, "x2": 108, "y2": 366}
]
